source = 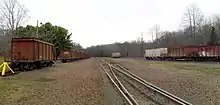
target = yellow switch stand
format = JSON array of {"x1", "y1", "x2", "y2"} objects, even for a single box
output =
[{"x1": 0, "y1": 62, "x2": 14, "y2": 76}]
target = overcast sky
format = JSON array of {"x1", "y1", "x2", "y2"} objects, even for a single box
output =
[{"x1": 6, "y1": 0, "x2": 220, "y2": 48}]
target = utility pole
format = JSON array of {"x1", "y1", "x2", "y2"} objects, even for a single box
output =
[
  {"x1": 36, "y1": 20, "x2": 39, "y2": 38},
  {"x1": 151, "y1": 30, "x2": 154, "y2": 43},
  {"x1": 141, "y1": 32, "x2": 144, "y2": 57}
]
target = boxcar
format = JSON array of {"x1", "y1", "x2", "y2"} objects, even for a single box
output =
[{"x1": 10, "y1": 38, "x2": 55, "y2": 70}]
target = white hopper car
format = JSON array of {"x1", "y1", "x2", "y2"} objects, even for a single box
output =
[
  {"x1": 144, "y1": 48, "x2": 168, "y2": 60},
  {"x1": 112, "y1": 52, "x2": 121, "y2": 58}
]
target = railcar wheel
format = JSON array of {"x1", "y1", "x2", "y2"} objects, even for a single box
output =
[
  {"x1": 48, "y1": 62, "x2": 52, "y2": 67},
  {"x1": 19, "y1": 64, "x2": 25, "y2": 71},
  {"x1": 35, "y1": 62, "x2": 42, "y2": 69},
  {"x1": 28, "y1": 63, "x2": 34, "y2": 70},
  {"x1": 45, "y1": 62, "x2": 49, "y2": 67},
  {"x1": 23, "y1": 63, "x2": 30, "y2": 71}
]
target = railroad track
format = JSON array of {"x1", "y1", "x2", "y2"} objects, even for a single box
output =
[{"x1": 98, "y1": 58, "x2": 193, "y2": 105}]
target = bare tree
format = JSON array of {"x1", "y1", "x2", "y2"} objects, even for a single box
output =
[
  {"x1": 155, "y1": 25, "x2": 160, "y2": 39},
  {"x1": 153, "y1": 24, "x2": 160, "y2": 39},
  {"x1": 183, "y1": 3, "x2": 204, "y2": 40},
  {"x1": 149, "y1": 24, "x2": 160, "y2": 43},
  {"x1": 148, "y1": 27, "x2": 154, "y2": 43},
  {"x1": 0, "y1": 0, "x2": 29, "y2": 35}
]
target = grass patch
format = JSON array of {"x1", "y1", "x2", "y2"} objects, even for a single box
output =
[
  {"x1": 173, "y1": 64, "x2": 220, "y2": 75},
  {"x1": 0, "y1": 57, "x2": 3, "y2": 64},
  {"x1": 0, "y1": 78, "x2": 31, "y2": 102},
  {"x1": 142, "y1": 61, "x2": 220, "y2": 75}
]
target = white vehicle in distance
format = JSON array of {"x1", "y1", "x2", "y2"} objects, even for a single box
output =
[{"x1": 112, "y1": 52, "x2": 121, "y2": 58}]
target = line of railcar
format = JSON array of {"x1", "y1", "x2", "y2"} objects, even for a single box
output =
[
  {"x1": 59, "y1": 50, "x2": 89, "y2": 63},
  {"x1": 144, "y1": 45, "x2": 220, "y2": 61},
  {"x1": 2, "y1": 37, "x2": 89, "y2": 71}
]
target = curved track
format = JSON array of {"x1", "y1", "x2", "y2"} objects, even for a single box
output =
[{"x1": 98, "y1": 58, "x2": 193, "y2": 105}]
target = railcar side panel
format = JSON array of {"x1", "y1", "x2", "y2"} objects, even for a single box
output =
[
  {"x1": 12, "y1": 41, "x2": 34, "y2": 61},
  {"x1": 43, "y1": 43, "x2": 46, "y2": 60},
  {"x1": 34, "y1": 42, "x2": 38, "y2": 60},
  {"x1": 72, "y1": 51, "x2": 77, "y2": 59},
  {"x1": 72, "y1": 51, "x2": 75, "y2": 58},
  {"x1": 39, "y1": 42, "x2": 43, "y2": 60}
]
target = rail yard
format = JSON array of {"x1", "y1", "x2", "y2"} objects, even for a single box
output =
[
  {"x1": 1, "y1": 37, "x2": 220, "y2": 105},
  {"x1": 1, "y1": 55, "x2": 220, "y2": 104},
  {"x1": 1, "y1": 0, "x2": 220, "y2": 104}
]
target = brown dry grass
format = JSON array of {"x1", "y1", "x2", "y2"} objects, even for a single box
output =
[
  {"x1": 0, "y1": 57, "x2": 3, "y2": 64},
  {"x1": 138, "y1": 60, "x2": 220, "y2": 75}
]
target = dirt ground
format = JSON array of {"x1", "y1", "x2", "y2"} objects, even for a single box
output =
[
  {"x1": 0, "y1": 58, "x2": 104, "y2": 105},
  {"x1": 110, "y1": 58, "x2": 220, "y2": 105}
]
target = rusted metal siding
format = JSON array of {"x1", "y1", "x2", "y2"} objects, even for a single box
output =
[
  {"x1": 168, "y1": 45, "x2": 220, "y2": 57},
  {"x1": 39, "y1": 42, "x2": 43, "y2": 60},
  {"x1": 71, "y1": 51, "x2": 74, "y2": 59},
  {"x1": 12, "y1": 41, "x2": 34, "y2": 61},
  {"x1": 75, "y1": 51, "x2": 79, "y2": 58},
  {"x1": 79, "y1": 52, "x2": 82, "y2": 58},
  {"x1": 49, "y1": 45, "x2": 51, "y2": 60},
  {"x1": 72, "y1": 51, "x2": 77, "y2": 58}
]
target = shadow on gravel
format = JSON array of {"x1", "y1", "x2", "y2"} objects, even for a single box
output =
[
  {"x1": 35, "y1": 77, "x2": 57, "y2": 82},
  {"x1": 0, "y1": 71, "x2": 21, "y2": 77}
]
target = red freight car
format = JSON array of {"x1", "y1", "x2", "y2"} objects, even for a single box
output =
[
  {"x1": 59, "y1": 50, "x2": 74, "y2": 63},
  {"x1": 167, "y1": 45, "x2": 220, "y2": 61},
  {"x1": 10, "y1": 38, "x2": 56, "y2": 70},
  {"x1": 82, "y1": 52, "x2": 89, "y2": 59},
  {"x1": 59, "y1": 50, "x2": 81, "y2": 63},
  {"x1": 59, "y1": 50, "x2": 89, "y2": 63}
]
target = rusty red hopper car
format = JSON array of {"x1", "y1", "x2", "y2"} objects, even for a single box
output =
[{"x1": 10, "y1": 38, "x2": 56, "y2": 70}]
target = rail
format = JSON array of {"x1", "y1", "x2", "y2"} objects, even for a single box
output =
[
  {"x1": 98, "y1": 62, "x2": 134, "y2": 105},
  {"x1": 116, "y1": 64, "x2": 193, "y2": 105},
  {"x1": 99, "y1": 58, "x2": 193, "y2": 105}
]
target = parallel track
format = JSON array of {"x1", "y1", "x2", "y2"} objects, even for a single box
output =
[{"x1": 98, "y1": 58, "x2": 193, "y2": 105}]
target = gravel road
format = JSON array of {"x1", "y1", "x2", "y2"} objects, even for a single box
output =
[
  {"x1": 110, "y1": 58, "x2": 220, "y2": 105},
  {"x1": 1, "y1": 58, "x2": 104, "y2": 105}
]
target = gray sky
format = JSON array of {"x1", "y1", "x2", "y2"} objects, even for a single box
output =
[{"x1": 12, "y1": 0, "x2": 220, "y2": 47}]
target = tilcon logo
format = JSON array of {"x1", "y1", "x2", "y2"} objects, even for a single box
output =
[{"x1": 64, "y1": 52, "x2": 69, "y2": 54}]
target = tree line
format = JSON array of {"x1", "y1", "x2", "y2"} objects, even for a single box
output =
[
  {"x1": 86, "y1": 3, "x2": 220, "y2": 57},
  {"x1": 0, "y1": 0, "x2": 83, "y2": 57}
]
